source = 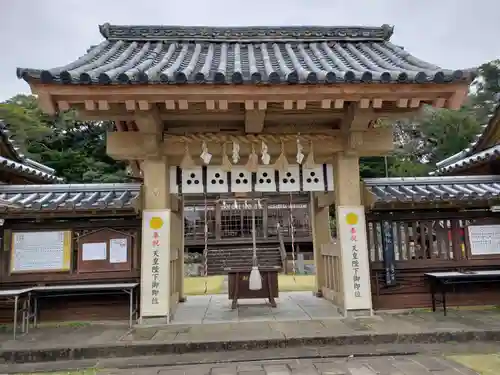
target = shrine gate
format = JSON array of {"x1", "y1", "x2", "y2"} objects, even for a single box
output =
[{"x1": 17, "y1": 23, "x2": 472, "y2": 323}]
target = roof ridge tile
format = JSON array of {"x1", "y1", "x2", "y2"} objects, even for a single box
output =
[{"x1": 98, "y1": 23, "x2": 395, "y2": 42}]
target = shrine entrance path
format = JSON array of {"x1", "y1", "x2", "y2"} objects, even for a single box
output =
[
  {"x1": 172, "y1": 291, "x2": 342, "y2": 325},
  {"x1": 3, "y1": 292, "x2": 500, "y2": 365}
]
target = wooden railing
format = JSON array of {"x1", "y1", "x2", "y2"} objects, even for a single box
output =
[
  {"x1": 367, "y1": 211, "x2": 500, "y2": 267},
  {"x1": 366, "y1": 210, "x2": 500, "y2": 309},
  {"x1": 320, "y1": 239, "x2": 343, "y2": 307},
  {"x1": 277, "y1": 228, "x2": 288, "y2": 273},
  {"x1": 170, "y1": 248, "x2": 180, "y2": 317}
]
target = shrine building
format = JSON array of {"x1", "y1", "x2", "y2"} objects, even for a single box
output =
[
  {"x1": 0, "y1": 121, "x2": 60, "y2": 185},
  {"x1": 14, "y1": 23, "x2": 473, "y2": 323}
]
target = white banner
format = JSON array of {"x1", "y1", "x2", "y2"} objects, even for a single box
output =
[
  {"x1": 141, "y1": 209, "x2": 171, "y2": 320},
  {"x1": 337, "y1": 206, "x2": 372, "y2": 311}
]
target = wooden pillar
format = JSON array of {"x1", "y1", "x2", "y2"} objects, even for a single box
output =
[
  {"x1": 176, "y1": 197, "x2": 185, "y2": 302},
  {"x1": 140, "y1": 157, "x2": 181, "y2": 323},
  {"x1": 334, "y1": 152, "x2": 373, "y2": 317},
  {"x1": 310, "y1": 193, "x2": 330, "y2": 296}
]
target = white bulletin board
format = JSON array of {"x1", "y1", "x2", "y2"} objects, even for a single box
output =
[
  {"x1": 10, "y1": 231, "x2": 72, "y2": 273},
  {"x1": 467, "y1": 225, "x2": 500, "y2": 256}
]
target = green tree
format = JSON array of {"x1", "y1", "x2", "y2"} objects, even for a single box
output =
[
  {"x1": 373, "y1": 106, "x2": 481, "y2": 177},
  {"x1": 0, "y1": 94, "x2": 129, "y2": 183},
  {"x1": 469, "y1": 59, "x2": 500, "y2": 122},
  {"x1": 416, "y1": 107, "x2": 482, "y2": 166},
  {"x1": 359, "y1": 157, "x2": 388, "y2": 178}
]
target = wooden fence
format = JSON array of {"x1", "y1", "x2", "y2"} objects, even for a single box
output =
[{"x1": 366, "y1": 209, "x2": 500, "y2": 309}]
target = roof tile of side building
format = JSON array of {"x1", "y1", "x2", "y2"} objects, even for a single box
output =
[
  {"x1": 364, "y1": 175, "x2": 500, "y2": 204},
  {"x1": 434, "y1": 100, "x2": 500, "y2": 175},
  {"x1": 17, "y1": 23, "x2": 475, "y2": 86},
  {"x1": 0, "y1": 121, "x2": 62, "y2": 183},
  {"x1": 0, "y1": 183, "x2": 140, "y2": 213}
]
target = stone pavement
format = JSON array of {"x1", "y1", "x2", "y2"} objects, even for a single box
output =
[
  {"x1": 171, "y1": 292, "x2": 341, "y2": 325},
  {"x1": 3, "y1": 304, "x2": 500, "y2": 364},
  {"x1": 0, "y1": 353, "x2": 484, "y2": 375},
  {"x1": 0, "y1": 342, "x2": 500, "y2": 375},
  {"x1": 97, "y1": 355, "x2": 481, "y2": 374}
]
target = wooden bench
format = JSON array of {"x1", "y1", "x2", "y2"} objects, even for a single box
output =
[{"x1": 425, "y1": 270, "x2": 500, "y2": 316}]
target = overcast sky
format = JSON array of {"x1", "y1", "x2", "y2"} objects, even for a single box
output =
[{"x1": 1, "y1": 0, "x2": 499, "y2": 101}]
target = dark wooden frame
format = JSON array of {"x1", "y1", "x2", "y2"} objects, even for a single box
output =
[
  {"x1": 0, "y1": 217, "x2": 141, "y2": 287},
  {"x1": 8, "y1": 229, "x2": 73, "y2": 275},
  {"x1": 464, "y1": 222, "x2": 500, "y2": 260},
  {"x1": 367, "y1": 208, "x2": 500, "y2": 310},
  {"x1": 184, "y1": 193, "x2": 313, "y2": 247},
  {"x1": 76, "y1": 228, "x2": 133, "y2": 273}
]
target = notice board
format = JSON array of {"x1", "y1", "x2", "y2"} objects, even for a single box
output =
[
  {"x1": 467, "y1": 224, "x2": 500, "y2": 256},
  {"x1": 10, "y1": 231, "x2": 72, "y2": 273},
  {"x1": 77, "y1": 228, "x2": 132, "y2": 273}
]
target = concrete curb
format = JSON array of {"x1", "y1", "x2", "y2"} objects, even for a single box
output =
[{"x1": 1, "y1": 328, "x2": 499, "y2": 364}]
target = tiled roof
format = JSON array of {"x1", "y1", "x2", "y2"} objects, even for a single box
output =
[
  {"x1": 17, "y1": 23, "x2": 474, "y2": 86},
  {"x1": 364, "y1": 175, "x2": 500, "y2": 204},
  {"x1": 433, "y1": 101, "x2": 500, "y2": 175},
  {"x1": 434, "y1": 144, "x2": 500, "y2": 175},
  {"x1": 0, "y1": 183, "x2": 140, "y2": 213},
  {"x1": 0, "y1": 121, "x2": 61, "y2": 183},
  {"x1": 468, "y1": 99, "x2": 500, "y2": 154},
  {"x1": 0, "y1": 156, "x2": 62, "y2": 183}
]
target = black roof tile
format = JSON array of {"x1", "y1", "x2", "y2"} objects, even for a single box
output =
[
  {"x1": 17, "y1": 24, "x2": 475, "y2": 86},
  {"x1": 0, "y1": 121, "x2": 62, "y2": 183},
  {"x1": 364, "y1": 175, "x2": 500, "y2": 205},
  {"x1": 0, "y1": 183, "x2": 140, "y2": 213}
]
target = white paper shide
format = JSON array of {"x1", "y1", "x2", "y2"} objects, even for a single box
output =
[{"x1": 141, "y1": 210, "x2": 171, "y2": 319}]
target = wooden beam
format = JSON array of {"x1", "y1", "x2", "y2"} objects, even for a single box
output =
[
  {"x1": 37, "y1": 92, "x2": 56, "y2": 115},
  {"x1": 316, "y1": 192, "x2": 335, "y2": 208},
  {"x1": 372, "y1": 98, "x2": 383, "y2": 109},
  {"x1": 57, "y1": 101, "x2": 70, "y2": 111},
  {"x1": 84, "y1": 100, "x2": 96, "y2": 111},
  {"x1": 106, "y1": 127, "x2": 394, "y2": 160},
  {"x1": 134, "y1": 107, "x2": 163, "y2": 134},
  {"x1": 296, "y1": 100, "x2": 307, "y2": 110},
  {"x1": 244, "y1": 109, "x2": 266, "y2": 133},
  {"x1": 409, "y1": 98, "x2": 421, "y2": 108},
  {"x1": 138, "y1": 100, "x2": 151, "y2": 111},
  {"x1": 129, "y1": 160, "x2": 141, "y2": 178},
  {"x1": 432, "y1": 98, "x2": 447, "y2": 108},
  {"x1": 106, "y1": 131, "x2": 161, "y2": 160},
  {"x1": 206, "y1": 100, "x2": 216, "y2": 110},
  {"x1": 446, "y1": 86, "x2": 469, "y2": 110},
  {"x1": 361, "y1": 183, "x2": 377, "y2": 210},
  {"x1": 98, "y1": 100, "x2": 110, "y2": 111},
  {"x1": 36, "y1": 82, "x2": 468, "y2": 99},
  {"x1": 218, "y1": 100, "x2": 228, "y2": 110},
  {"x1": 341, "y1": 103, "x2": 378, "y2": 132},
  {"x1": 283, "y1": 100, "x2": 294, "y2": 110},
  {"x1": 397, "y1": 98, "x2": 409, "y2": 108}
]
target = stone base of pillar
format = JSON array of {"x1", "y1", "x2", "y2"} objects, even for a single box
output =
[
  {"x1": 139, "y1": 316, "x2": 170, "y2": 325},
  {"x1": 179, "y1": 296, "x2": 187, "y2": 303},
  {"x1": 313, "y1": 291, "x2": 323, "y2": 298},
  {"x1": 339, "y1": 308, "x2": 373, "y2": 318}
]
